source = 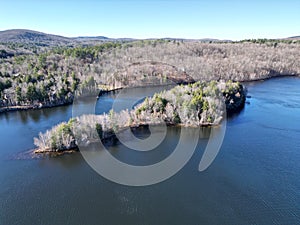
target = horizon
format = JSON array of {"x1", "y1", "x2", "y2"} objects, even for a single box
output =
[
  {"x1": 3, "y1": 28, "x2": 299, "y2": 40},
  {"x1": 1, "y1": 28, "x2": 298, "y2": 41},
  {"x1": 1, "y1": 0, "x2": 300, "y2": 40}
]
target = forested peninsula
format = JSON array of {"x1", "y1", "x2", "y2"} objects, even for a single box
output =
[{"x1": 34, "y1": 80, "x2": 245, "y2": 153}]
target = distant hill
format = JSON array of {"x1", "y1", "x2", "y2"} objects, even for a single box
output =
[
  {"x1": 73, "y1": 36, "x2": 137, "y2": 43},
  {"x1": 5, "y1": 29, "x2": 298, "y2": 45},
  {"x1": 287, "y1": 36, "x2": 300, "y2": 40},
  {"x1": 0, "y1": 29, "x2": 77, "y2": 46},
  {"x1": 73, "y1": 36, "x2": 110, "y2": 41},
  {"x1": 160, "y1": 37, "x2": 232, "y2": 43},
  {"x1": 0, "y1": 29, "x2": 138, "y2": 45}
]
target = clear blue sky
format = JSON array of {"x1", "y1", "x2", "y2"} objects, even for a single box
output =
[{"x1": 1, "y1": 0, "x2": 299, "y2": 40}]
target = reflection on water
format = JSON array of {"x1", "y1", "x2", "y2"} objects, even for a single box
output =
[
  {"x1": 0, "y1": 77, "x2": 300, "y2": 224},
  {"x1": 80, "y1": 126, "x2": 211, "y2": 167}
]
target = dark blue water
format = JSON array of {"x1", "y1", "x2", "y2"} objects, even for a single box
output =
[{"x1": 0, "y1": 78, "x2": 300, "y2": 224}]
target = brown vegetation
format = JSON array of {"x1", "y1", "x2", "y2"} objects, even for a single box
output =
[{"x1": 0, "y1": 39, "x2": 299, "y2": 111}]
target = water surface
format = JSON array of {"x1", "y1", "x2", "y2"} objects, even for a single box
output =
[{"x1": 0, "y1": 78, "x2": 300, "y2": 224}]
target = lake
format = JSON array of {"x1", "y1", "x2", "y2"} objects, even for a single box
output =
[{"x1": 0, "y1": 77, "x2": 300, "y2": 225}]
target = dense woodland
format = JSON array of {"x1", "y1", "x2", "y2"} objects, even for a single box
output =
[{"x1": 1, "y1": 39, "x2": 300, "y2": 109}]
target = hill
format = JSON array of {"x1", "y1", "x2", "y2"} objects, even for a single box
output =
[
  {"x1": 0, "y1": 29, "x2": 233, "y2": 45},
  {"x1": 0, "y1": 29, "x2": 77, "y2": 46},
  {"x1": 0, "y1": 29, "x2": 137, "y2": 45},
  {"x1": 287, "y1": 36, "x2": 300, "y2": 40},
  {"x1": 73, "y1": 36, "x2": 137, "y2": 43}
]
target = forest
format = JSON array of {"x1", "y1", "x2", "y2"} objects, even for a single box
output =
[{"x1": 1, "y1": 39, "x2": 300, "y2": 110}]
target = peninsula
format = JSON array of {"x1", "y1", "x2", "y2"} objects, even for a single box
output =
[{"x1": 34, "y1": 80, "x2": 245, "y2": 153}]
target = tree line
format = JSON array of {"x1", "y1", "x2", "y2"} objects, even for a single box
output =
[{"x1": 1, "y1": 39, "x2": 300, "y2": 109}]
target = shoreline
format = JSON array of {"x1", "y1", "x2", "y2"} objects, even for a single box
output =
[
  {"x1": 32, "y1": 123, "x2": 208, "y2": 156},
  {"x1": 239, "y1": 73, "x2": 299, "y2": 83},
  {"x1": 32, "y1": 119, "x2": 233, "y2": 156},
  {"x1": 0, "y1": 101, "x2": 73, "y2": 113},
  {"x1": 34, "y1": 148, "x2": 79, "y2": 156},
  {"x1": 0, "y1": 74, "x2": 298, "y2": 114}
]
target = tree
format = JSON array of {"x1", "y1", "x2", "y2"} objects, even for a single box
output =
[
  {"x1": 0, "y1": 81, "x2": 4, "y2": 92},
  {"x1": 37, "y1": 86, "x2": 48, "y2": 102},
  {"x1": 26, "y1": 84, "x2": 38, "y2": 102},
  {"x1": 15, "y1": 86, "x2": 22, "y2": 102},
  {"x1": 4, "y1": 79, "x2": 12, "y2": 89},
  {"x1": 38, "y1": 54, "x2": 47, "y2": 69},
  {"x1": 96, "y1": 123, "x2": 103, "y2": 139}
]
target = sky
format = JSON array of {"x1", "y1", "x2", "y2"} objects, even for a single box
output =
[{"x1": 0, "y1": 0, "x2": 299, "y2": 40}]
